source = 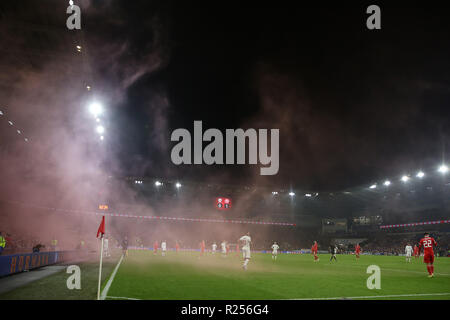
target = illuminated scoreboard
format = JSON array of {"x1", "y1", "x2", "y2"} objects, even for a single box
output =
[{"x1": 216, "y1": 197, "x2": 231, "y2": 210}]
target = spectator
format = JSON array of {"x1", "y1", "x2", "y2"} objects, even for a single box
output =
[
  {"x1": 51, "y1": 238, "x2": 58, "y2": 251},
  {"x1": 32, "y1": 243, "x2": 45, "y2": 253},
  {"x1": 0, "y1": 231, "x2": 6, "y2": 255}
]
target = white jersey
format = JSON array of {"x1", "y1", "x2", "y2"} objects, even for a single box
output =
[
  {"x1": 104, "y1": 239, "x2": 109, "y2": 250},
  {"x1": 405, "y1": 245, "x2": 413, "y2": 256},
  {"x1": 271, "y1": 244, "x2": 279, "y2": 253},
  {"x1": 161, "y1": 242, "x2": 167, "y2": 251},
  {"x1": 240, "y1": 235, "x2": 251, "y2": 250},
  {"x1": 212, "y1": 243, "x2": 217, "y2": 252},
  {"x1": 240, "y1": 235, "x2": 251, "y2": 259},
  {"x1": 221, "y1": 242, "x2": 227, "y2": 253}
]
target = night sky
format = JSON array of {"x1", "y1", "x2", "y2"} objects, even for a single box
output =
[{"x1": 2, "y1": 1, "x2": 450, "y2": 192}]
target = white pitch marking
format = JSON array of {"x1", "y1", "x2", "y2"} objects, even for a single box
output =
[
  {"x1": 290, "y1": 292, "x2": 450, "y2": 300},
  {"x1": 106, "y1": 296, "x2": 141, "y2": 300},
  {"x1": 100, "y1": 254, "x2": 124, "y2": 300}
]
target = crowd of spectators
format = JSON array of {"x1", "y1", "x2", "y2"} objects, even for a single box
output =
[
  {"x1": 0, "y1": 230, "x2": 98, "y2": 255},
  {"x1": 358, "y1": 231, "x2": 450, "y2": 256}
]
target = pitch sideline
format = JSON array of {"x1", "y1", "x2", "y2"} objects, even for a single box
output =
[
  {"x1": 290, "y1": 292, "x2": 450, "y2": 300},
  {"x1": 100, "y1": 254, "x2": 124, "y2": 300},
  {"x1": 103, "y1": 292, "x2": 450, "y2": 301},
  {"x1": 106, "y1": 295, "x2": 141, "y2": 300}
]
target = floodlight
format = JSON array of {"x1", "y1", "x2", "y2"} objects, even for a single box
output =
[
  {"x1": 96, "y1": 125, "x2": 105, "y2": 134},
  {"x1": 401, "y1": 175, "x2": 409, "y2": 182},
  {"x1": 155, "y1": 181, "x2": 162, "y2": 186},
  {"x1": 369, "y1": 184, "x2": 377, "y2": 189},
  {"x1": 416, "y1": 171, "x2": 425, "y2": 178},
  {"x1": 289, "y1": 192, "x2": 295, "y2": 196},
  {"x1": 305, "y1": 193, "x2": 312, "y2": 197},
  {"x1": 438, "y1": 165, "x2": 448, "y2": 174},
  {"x1": 384, "y1": 180, "x2": 391, "y2": 186},
  {"x1": 175, "y1": 182, "x2": 181, "y2": 188},
  {"x1": 89, "y1": 102, "x2": 103, "y2": 117}
]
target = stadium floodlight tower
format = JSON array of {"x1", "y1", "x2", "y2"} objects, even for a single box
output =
[
  {"x1": 416, "y1": 171, "x2": 425, "y2": 178},
  {"x1": 438, "y1": 164, "x2": 448, "y2": 174},
  {"x1": 401, "y1": 175, "x2": 410, "y2": 183},
  {"x1": 89, "y1": 102, "x2": 103, "y2": 117},
  {"x1": 383, "y1": 180, "x2": 391, "y2": 186},
  {"x1": 288, "y1": 192, "x2": 295, "y2": 196}
]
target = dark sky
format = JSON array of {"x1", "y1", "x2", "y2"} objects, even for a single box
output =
[{"x1": 2, "y1": 0, "x2": 450, "y2": 192}]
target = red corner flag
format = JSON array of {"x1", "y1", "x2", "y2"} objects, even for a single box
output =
[{"x1": 97, "y1": 216, "x2": 105, "y2": 238}]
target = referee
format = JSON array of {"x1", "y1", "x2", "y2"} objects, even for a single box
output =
[
  {"x1": 330, "y1": 245, "x2": 338, "y2": 262},
  {"x1": 122, "y1": 236, "x2": 128, "y2": 257}
]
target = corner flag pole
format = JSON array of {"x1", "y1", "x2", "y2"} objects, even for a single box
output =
[
  {"x1": 97, "y1": 215, "x2": 106, "y2": 300},
  {"x1": 97, "y1": 235, "x2": 104, "y2": 300}
]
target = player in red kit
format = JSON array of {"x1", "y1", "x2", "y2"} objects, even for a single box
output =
[
  {"x1": 312, "y1": 241, "x2": 319, "y2": 262},
  {"x1": 413, "y1": 244, "x2": 419, "y2": 260},
  {"x1": 418, "y1": 232, "x2": 437, "y2": 277},
  {"x1": 175, "y1": 241, "x2": 180, "y2": 254},
  {"x1": 235, "y1": 243, "x2": 240, "y2": 257},
  {"x1": 153, "y1": 241, "x2": 159, "y2": 255},
  {"x1": 355, "y1": 243, "x2": 361, "y2": 260},
  {"x1": 200, "y1": 240, "x2": 205, "y2": 256}
]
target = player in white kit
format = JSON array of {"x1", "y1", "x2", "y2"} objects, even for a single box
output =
[
  {"x1": 405, "y1": 243, "x2": 413, "y2": 263},
  {"x1": 161, "y1": 240, "x2": 167, "y2": 256},
  {"x1": 212, "y1": 242, "x2": 217, "y2": 254},
  {"x1": 239, "y1": 232, "x2": 251, "y2": 270},
  {"x1": 221, "y1": 241, "x2": 227, "y2": 257},
  {"x1": 271, "y1": 242, "x2": 279, "y2": 260}
]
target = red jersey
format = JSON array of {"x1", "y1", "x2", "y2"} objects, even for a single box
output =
[
  {"x1": 236, "y1": 244, "x2": 240, "y2": 253},
  {"x1": 312, "y1": 243, "x2": 318, "y2": 253},
  {"x1": 413, "y1": 245, "x2": 418, "y2": 254},
  {"x1": 355, "y1": 244, "x2": 361, "y2": 253},
  {"x1": 200, "y1": 241, "x2": 205, "y2": 252},
  {"x1": 419, "y1": 237, "x2": 437, "y2": 256},
  {"x1": 153, "y1": 242, "x2": 159, "y2": 250},
  {"x1": 175, "y1": 242, "x2": 180, "y2": 251}
]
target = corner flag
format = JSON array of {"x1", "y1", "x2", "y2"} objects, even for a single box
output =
[
  {"x1": 97, "y1": 215, "x2": 106, "y2": 300},
  {"x1": 97, "y1": 216, "x2": 105, "y2": 238}
]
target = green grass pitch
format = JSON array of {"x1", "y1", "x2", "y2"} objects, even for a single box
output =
[
  {"x1": 1, "y1": 250, "x2": 449, "y2": 300},
  {"x1": 105, "y1": 250, "x2": 450, "y2": 300}
]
